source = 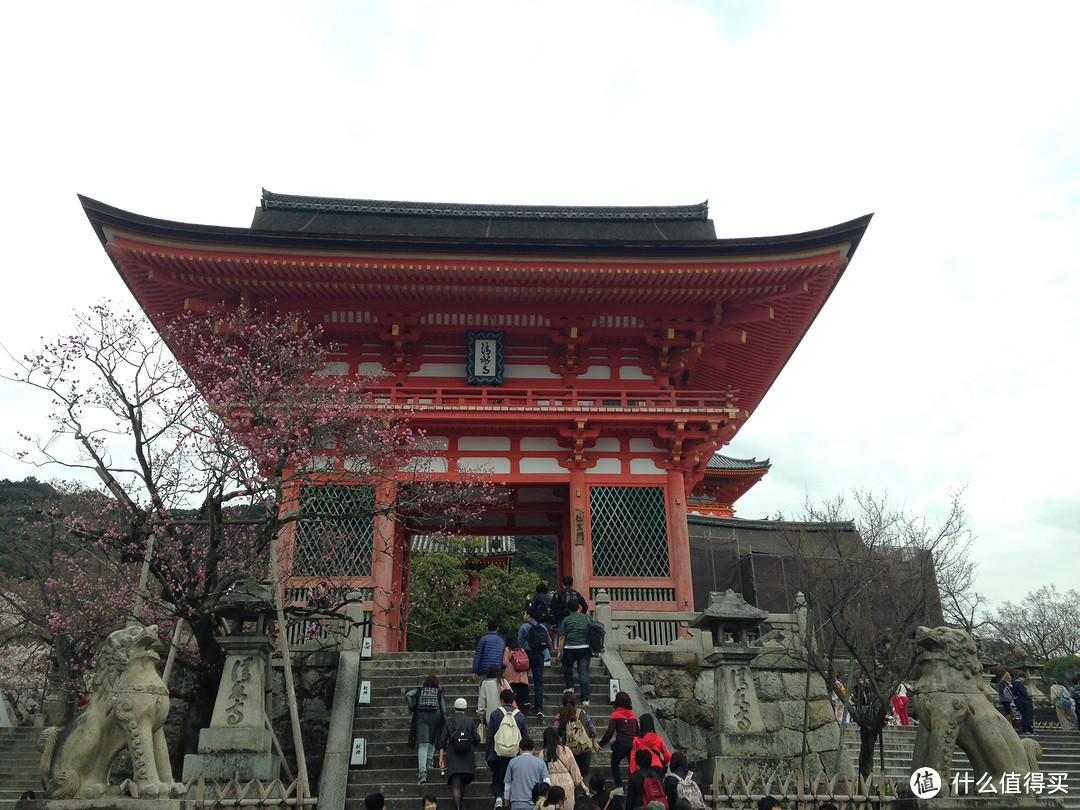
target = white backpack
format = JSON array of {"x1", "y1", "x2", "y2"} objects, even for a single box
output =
[{"x1": 493, "y1": 707, "x2": 522, "y2": 757}]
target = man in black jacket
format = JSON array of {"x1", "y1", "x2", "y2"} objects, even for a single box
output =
[{"x1": 1011, "y1": 672, "x2": 1035, "y2": 735}]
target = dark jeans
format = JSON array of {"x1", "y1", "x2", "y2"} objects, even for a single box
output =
[
  {"x1": 610, "y1": 739, "x2": 632, "y2": 788},
  {"x1": 561, "y1": 647, "x2": 592, "y2": 702},
  {"x1": 490, "y1": 755, "x2": 510, "y2": 797},
  {"x1": 1017, "y1": 700, "x2": 1033, "y2": 734},
  {"x1": 528, "y1": 649, "x2": 546, "y2": 713},
  {"x1": 510, "y1": 681, "x2": 530, "y2": 710}
]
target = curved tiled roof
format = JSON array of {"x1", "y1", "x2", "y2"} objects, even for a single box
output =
[{"x1": 704, "y1": 454, "x2": 771, "y2": 472}]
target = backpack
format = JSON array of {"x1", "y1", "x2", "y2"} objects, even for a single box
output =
[
  {"x1": 509, "y1": 647, "x2": 530, "y2": 672},
  {"x1": 641, "y1": 773, "x2": 668, "y2": 809},
  {"x1": 564, "y1": 710, "x2": 592, "y2": 755},
  {"x1": 418, "y1": 685, "x2": 441, "y2": 712},
  {"x1": 451, "y1": 723, "x2": 473, "y2": 754},
  {"x1": 529, "y1": 593, "x2": 554, "y2": 624},
  {"x1": 1002, "y1": 685, "x2": 1016, "y2": 703},
  {"x1": 527, "y1": 621, "x2": 550, "y2": 651},
  {"x1": 493, "y1": 707, "x2": 523, "y2": 757},
  {"x1": 587, "y1": 618, "x2": 605, "y2": 655},
  {"x1": 1058, "y1": 688, "x2": 1075, "y2": 709},
  {"x1": 673, "y1": 771, "x2": 706, "y2": 810}
]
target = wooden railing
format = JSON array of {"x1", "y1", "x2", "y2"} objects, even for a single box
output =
[
  {"x1": 182, "y1": 776, "x2": 318, "y2": 807},
  {"x1": 370, "y1": 386, "x2": 740, "y2": 415},
  {"x1": 708, "y1": 770, "x2": 901, "y2": 809}
]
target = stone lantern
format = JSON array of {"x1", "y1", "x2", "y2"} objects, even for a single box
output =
[
  {"x1": 690, "y1": 590, "x2": 771, "y2": 768},
  {"x1": 182, "y1": 579, "x2": 281, "y2": 783}
]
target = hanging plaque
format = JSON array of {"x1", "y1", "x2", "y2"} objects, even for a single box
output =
[{"x1": 466, "y1": 330, "x2": 505, "y2": 386}]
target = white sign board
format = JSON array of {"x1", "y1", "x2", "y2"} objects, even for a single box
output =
[
  {"x1": 608, "y1": 679, "x2": 621, "y2": 703},
  {"x1": 361, "y1": 637, "x2": 373, "y2": 659},
  {"x1": 350, "y1": 737, "x2": 367, "y2": 766},
  {"x1": 358, "y1": 680, "x2": 372, "y2": 705}
]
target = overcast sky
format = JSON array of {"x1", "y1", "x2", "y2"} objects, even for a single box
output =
[{"x1": 1, "y1": 2, "x2": 1077, "y2": 612}]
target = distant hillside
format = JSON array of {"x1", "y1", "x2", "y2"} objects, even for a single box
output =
[{"x1": 0, "y1": 477, "x2": 62, "y2": 579}]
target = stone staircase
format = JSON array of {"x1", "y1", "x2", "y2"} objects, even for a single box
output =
[
  {"x1": 344, "y1": 651, "x2": 616, "y2": 810},
  {"x1": 841, "y1": 723, "x2": 1080, "y2": 810},
  {"x1": 0, "y1": 727, "x2": 40, "y2": 809}
]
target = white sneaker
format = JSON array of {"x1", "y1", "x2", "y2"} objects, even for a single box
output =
[{"x1": 494, "y1": 799, "x2": 503, "y2": 809}]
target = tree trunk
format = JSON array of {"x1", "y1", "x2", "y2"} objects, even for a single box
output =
[{"x1": 857, "y1": 715, "x2": 886, "y2": 778}]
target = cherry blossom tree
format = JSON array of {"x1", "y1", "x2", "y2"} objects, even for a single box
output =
[
  {"x1": 0, "y1": 481, "x2": 136, "y2": 722},
  {"x1": 3, "y1": 303, "x2": 494, "y2": 755}
]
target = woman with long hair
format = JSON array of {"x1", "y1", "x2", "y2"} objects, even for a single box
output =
[
  {"x1": 629, "y1": 713, "x2": 670, "y2": 773},
  {"x1": 477, "y1": 663, "x2": 511, "y2": 737},
  {"x1": 662, "y1": 751, "x2": 705, "y2": 810},
  {"x1": 504, "y1": 634, "x2": 531, "y2": 710},
  {"x1": 541, "y1": 726, "x2": 584, "y2": 810},
  {"x1": 552, "y1": 691, "x2": 600, "y2": 776},
  {"x1": 597, "y1": 691, "x2": 638, "y2": 792}
]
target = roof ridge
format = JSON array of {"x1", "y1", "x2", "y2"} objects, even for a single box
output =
[{"x1": 261, "y1": 189, "x2": 709, "y2": 222}]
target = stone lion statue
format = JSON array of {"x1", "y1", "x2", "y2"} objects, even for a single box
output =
[
  {"x1": 909, "y1": 626, "x2": 1040, "y2": 797},
  {"x1": 38, "y1": 624, "x2": 184, "y2": 799}
]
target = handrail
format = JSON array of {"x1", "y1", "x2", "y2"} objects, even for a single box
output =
[{"x1": 370, "y1": 387, "x2": 740, "y2": 413}]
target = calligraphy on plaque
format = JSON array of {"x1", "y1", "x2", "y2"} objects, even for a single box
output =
[
  {"x1": 466, "y1": 330, "x2": 505, "y2": 386},
  {"x1": 574, "y1": 508, "x2": 586, "y2": 546}
]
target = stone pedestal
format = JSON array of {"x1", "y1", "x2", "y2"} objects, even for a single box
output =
[
  {"x1": 182, "y1": 580, "x2": 281, "y2": 784},
  {"x1": 181, "y1": 637, "x2": 281, "y2": 782}
]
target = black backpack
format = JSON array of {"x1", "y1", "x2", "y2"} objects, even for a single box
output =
[
  {"x1": 529, "y1": 594, "x2": 553, "y2": 625},
  {"x1": 452, "y1": 726, "x2": 472, "y2": 753},
  {"x1": 527, "y1": 621, "x2": 550, "y2": 651},
  {"x1": 587, "y1": 617, "x2": 605, "y2": 654}
]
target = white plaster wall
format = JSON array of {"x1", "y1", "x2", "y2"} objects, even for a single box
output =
[
  {"x1": 505, "y1": 363, "x2": 561, "y2": 379},
  {"x1": 416, "y1": 363, "x2": 464, "y2": 376},
  {"x1": 585, "y1": 458, "x2": 623, "y2": 475},
  {"x1": 630, "y1": 458, "x2": 666, "y2": 474},
  {"x1": 417, "y1": 436, "x2": 450, "y2": 450},
  {"x1": 459, "y1": 437, "x2": 511, "y2": 451},
  {"x1": 629, "y1": 438, "x2": 663, "y2": 453},
  {"x1": 400, "y1": 457, "x2": 449, "y2": 473},
  {"x1": 592, "y1": 438, "x2": 620, "y2": 452},
  {"x1": 619, "y1": 365, "x2": 651, "y2": 380},
  {"x1": 578, "y1": 365, "x2": 612, "y2": 379},
  {"x1": 520, "y1": 457, "x2": 566, "y2": 474},
  {"x1": 315, "y1": 362, "x2": 349, "y2": 376},
  {"x1": 356, "y1": 362, "x2": 386, "y2": 376},
  {"x1": 457, "y1": 457, "x2": 511, "y2": 474},
  {"x1": 521, "y1": 437, "x2": 562, "y2": 452}
]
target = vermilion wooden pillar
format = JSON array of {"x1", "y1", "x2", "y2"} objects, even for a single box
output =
[{"x1": 666, "y1": 468, "x2": 694, "y2": 612}]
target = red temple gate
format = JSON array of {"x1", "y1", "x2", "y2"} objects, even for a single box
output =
[{"x1": 81, "y1": 192, "x2": 871, "y2": 651}]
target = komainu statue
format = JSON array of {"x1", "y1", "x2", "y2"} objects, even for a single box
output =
[
  {"x1": 909, "y1": 626, "x2": 1041, "y2": 797},
  {"x1": 38, "y1": 624, "x2": 184, "y2": 799}
]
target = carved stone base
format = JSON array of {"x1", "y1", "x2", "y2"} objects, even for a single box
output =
[
  {"x1": 39, "y1": 800, "x2": 183, "y2": 810},
  {"x1": 181, "y1": 751, "x2": 281, "y2": 783}
]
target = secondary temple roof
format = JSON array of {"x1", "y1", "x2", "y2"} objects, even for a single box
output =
[{"x1": 254, "y1": 191, "x2": 718, "y2": 241}]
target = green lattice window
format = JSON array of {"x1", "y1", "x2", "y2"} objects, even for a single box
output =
[
  {"x1": 293, "y1": 485, "x2": 375, "y2": 577},
  {"x1": 590, "y1": 486, "x2": 670, "y2": 577}
]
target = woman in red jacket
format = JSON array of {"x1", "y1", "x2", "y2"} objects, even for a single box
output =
[{"x1": 629, "y1": 713, "x2": 671, "y2": 773}]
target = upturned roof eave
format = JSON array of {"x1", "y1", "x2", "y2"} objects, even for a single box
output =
[{"x1": 79, "y1": 195, "x2": 873, "y2": 262}]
